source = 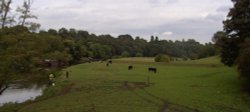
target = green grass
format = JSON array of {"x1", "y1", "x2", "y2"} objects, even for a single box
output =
[
  {"x1": 172, "y1": 56, "x2": 223, "y2": 65},
  {"x1": 9, "y1": 57, "x2": 250, "y2": 112},
  {"x1": 114, "y1": 57, "x2": 155, "y2": 62}
]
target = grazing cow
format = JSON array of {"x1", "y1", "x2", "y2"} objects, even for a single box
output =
[
  {"x1": 128, "y1": 65, "x2": 133, "y2": 70},
  {"x1": 148, "y1": 67, "x2": 157, "y2": 73},
  {"x1": 106, "y1": 63, "x2": 109, "y2": 66},
  {"x1": 108, "y1": 60, "x2": 112, "y2": 64},
  {"x1": 66, "y1": 71, "x2": 69, "y2": 78}
]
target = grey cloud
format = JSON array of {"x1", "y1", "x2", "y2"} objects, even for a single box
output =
[
  {"x1": 28, "y1": 0, "x2": 232, "y2": 43},
  {"x1": 167, "y1": 0, "x2": 178, "y2": 4},
  {"x1": 205, "y1": 14, "x2": 225, "y2": 21},
  {"x1": 159, "y1": 18, "x2": 223, "y2": 42},
  {"x1": 216, "y1": 5, "x2": 231, "y2": 13},
  {"x1": 148, "y1": 0, "x2": 178, "y2": 4},
  {"x1": 112, "y1": 17, "x2": 223, "y2": 43}
]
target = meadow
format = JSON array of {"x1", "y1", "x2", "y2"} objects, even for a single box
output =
[{"x1": 13, "y1": 57, "x2": 250, "y2": 112}]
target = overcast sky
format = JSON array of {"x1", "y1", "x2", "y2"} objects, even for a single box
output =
[{"x1": 13, "y1": 0, "x2": 233, "y2": 43}]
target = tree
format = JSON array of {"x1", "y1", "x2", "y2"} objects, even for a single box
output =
[
  {"x1": 0, "y1": 0, "x2": 14, "y2": 28},
  {"x1": 48, "y1": 29, "x2": 58, "y2": 36},
  {"x1": 28, "y1": 22, "x2": 40, "y2": 32},
  {"x1": 44, "y1": 51, "x2": 72, "y2": 62},
  {"x1": 219, "y1": 0, "x2": 250, "y2": 66},
  {"x1": 224, "y1": 0, "x2": 250, "y2": 41},
  {"x1": 89, "y1": 43, "x2": 111, "y2": 59},
  {"x1": 212, "y1": 31, "x2": 227, "y2": 46},
  {"x1": 198, "y1": 43, "x2": 218, "y2": 59},
  {"x1": 214, "y1": 0, "x2": 250, "y2": 86},
  {"x1": 135, "y1": 52, "x2": 143, "y2": 57},
  {"x1": 121, "y1": 51, "x2": 130, "y2": 57},
  {"x1": 155, "y1": 36, "x2": 159, "y2": 41},
  {"x1": 58, "y1": 27, "x2": 69, "y2": 38},
  {"x1": 150, "y1": 36, "x2": 155, "y2": 42},
  {"x1": 69, "y1": 28, "x2": 77, "y2": 38},
  {"x1": 155, "y1": 54, "x2": 170, "y2": 62},
  {"x1": 237, "y1": 38, "x2": 250, "y2": 81},
  {"x1": 16, "y1": 0, "x2": 40, "y2": 31}
]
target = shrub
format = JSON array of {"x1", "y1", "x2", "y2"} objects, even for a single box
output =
[
  {"x1": 135, "y1": 53, "x2": 143, "y2": 57},
  {"x1": 155, "y1": 54, "x2": 170, "y2": 62},
  {"x1": 121, "y1": 51, "x2": 130, "y2": 57}
]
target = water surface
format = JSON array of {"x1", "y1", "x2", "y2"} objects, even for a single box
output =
[{"x1": 0, "y1": 85, "x2": 44, "y2": 106}]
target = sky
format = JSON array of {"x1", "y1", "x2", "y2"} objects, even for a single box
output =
[{"x1": 13, "y1": 0, "x2": 233, "y2": 43}]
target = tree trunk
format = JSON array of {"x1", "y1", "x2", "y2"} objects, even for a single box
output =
[
  {"x1": 0, "y1": 85, "x2": 8, "y2": 95},
  {"x1": 0, "y1": 80, "x2": 9, "y2": 95},
  {"x1": 1, "y1": 0, "x2": 12, "y2": 28}
]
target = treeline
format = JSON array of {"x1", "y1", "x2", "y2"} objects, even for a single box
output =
[
  {"x1": 0, "y1": 26, "x2": 218, "y2": 74},
  {"x1": 42, "y1": 28, "x2": 218, "y2": 60}
]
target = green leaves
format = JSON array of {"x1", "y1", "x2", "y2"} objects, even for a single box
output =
[{"x1": 155, "y1": 54, "x2": 170, "y2": 62}]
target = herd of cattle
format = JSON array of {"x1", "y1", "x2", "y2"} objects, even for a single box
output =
[{"x1": 105, "y1": 60, "x2": 157, "y2": 74}]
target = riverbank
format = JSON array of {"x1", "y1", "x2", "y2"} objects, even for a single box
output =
[
  {"x1": 0, "y1": 75, "x2": 71, "y2": 112},
  {"x1": 0, "y1": 69, "x2": 62, "y2": 111}
]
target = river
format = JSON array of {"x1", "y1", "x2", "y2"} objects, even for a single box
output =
[{"x1": 0, "y1": 85, "x2": 45, "y2": 106}]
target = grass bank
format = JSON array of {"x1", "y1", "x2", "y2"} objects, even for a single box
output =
[{"x1": 1, "y1": 57, "x2": 249, "y2": 112}]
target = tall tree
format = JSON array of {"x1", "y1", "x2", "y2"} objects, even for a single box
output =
[
  {"x1": 0, "y1": 0, "x2": 13, "y2": 28},
  {"x1": 16, "y1": 0, "x2": 40, "y2": 31},
  {"x1": 150, "y1": 36, "x2": 155, "y2": 42},
  {"x1": 214, "y1": 0, "x2": 250, "y2": 85},
  {"x1": 220, "y1": 0, "x2": 250, "y2": 66}
]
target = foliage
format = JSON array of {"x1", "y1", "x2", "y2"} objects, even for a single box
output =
[
  {"x1": 135, "y1": 52, "x2": 143, "y2": 57},
  {"x1": 16, "y1": 0, "x2": 39, "y2": 28},
  {"x1": 0, "y1": 0, "x2": 39, "y2": 31},
  {"x1": 0, "y1": 0, "x2": 14, "y2": 28},
  {"x1": 121, "y1": 51, "x2": 130, "y2": 57},
  {"x1": 237, "y1": 38, "x2": 250, "y2": 80},
  {"x1": 154, "y1": 54, "x2": 170, "y2": 62},
  {"x1": 213, "y1": 0, "x2": 250, "y2": 85}
]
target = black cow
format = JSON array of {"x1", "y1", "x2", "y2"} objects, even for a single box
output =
[
  {"x1": 148, "y1": 67, "x2": 157, "y2": 73},
  {"x1": 108, "y1": 60, "x2": 112, "y2": 64},
  {"x1": 106, "y1": 63, "x2": 109, "y2": 67},
  {"x1": 66, "y1": 71, "x2": 69, "y2": 78},
  {"x1": 128, "y1": 65, "x2": 133, "y2": 70}
]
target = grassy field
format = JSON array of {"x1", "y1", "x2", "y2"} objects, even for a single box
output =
[{"x1": 12, "y1": 57, "x2": 250, "y2": 112}]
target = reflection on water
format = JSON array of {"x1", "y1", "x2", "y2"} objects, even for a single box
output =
[{"x1": 0, "y1": 85, "x2": 45, "y2": 106}]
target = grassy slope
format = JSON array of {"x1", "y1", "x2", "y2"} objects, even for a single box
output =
[
  {"x1": 17, "y1": 57, "x2": 249, "y2": 112},
  {"x1": 172, "y1": 56, "x2": 223, "y2": 65}
]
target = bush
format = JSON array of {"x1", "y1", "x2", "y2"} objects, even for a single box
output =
[
  {"x1": 155, "y1": 54, "x2": 170, "y2": 62},
  {"x1": 121, "y1": 51, "x2": 130, "y2": 57},
  {"x1": 135, "y1": 53, "x2": 143, "y2": 57}
]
